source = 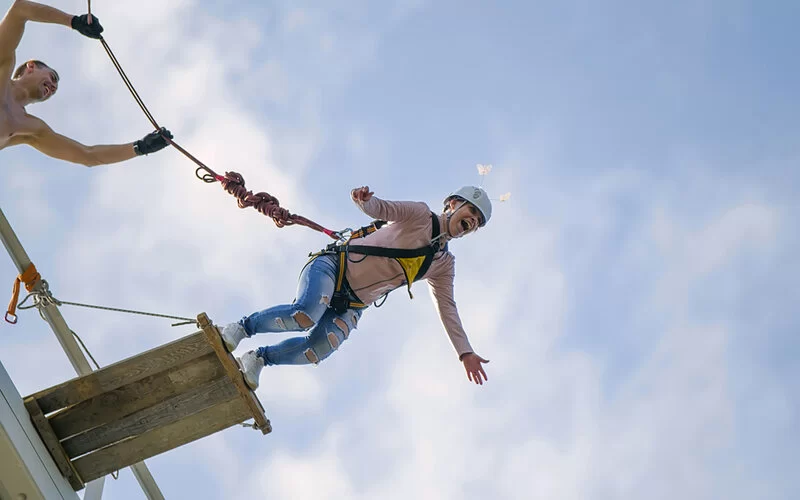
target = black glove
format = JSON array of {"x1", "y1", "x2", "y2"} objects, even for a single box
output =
[
  {"x1": 134, "y1": 127, "x2": 173, "y2": 156},
  {"x1": 71, "y1": 14, "x2": 104, "y2": 39}
]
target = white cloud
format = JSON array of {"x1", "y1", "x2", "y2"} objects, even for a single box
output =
[
  {"x1": 251, "y1": 430, "x2": 355, "y2": 499},
  {"x1": 2, "y1": 3, "x2": 797, "y2": 500}
]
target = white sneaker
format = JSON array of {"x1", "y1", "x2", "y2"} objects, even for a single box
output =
[
  {"x1": 236, "y1": 350, "x2": 265, "y2": 390},
  {"x1": 218, "y1": 323, "x2": 247, "y2": 352}
]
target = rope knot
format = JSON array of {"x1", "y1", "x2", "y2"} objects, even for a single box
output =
[
  {"x1": 246, "y1": 192, "x2": 292, "y2": 227},
  {"x1": 219, "y1": 172, "x2": 300, "y2": 228},
  {"x1": 219, "y1": 171, "x2": 251, "y2": 206}
]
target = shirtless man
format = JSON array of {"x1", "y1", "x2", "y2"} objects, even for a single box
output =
[{"x1": 0, "y1": 1, "x2": 172, "y2": 166}]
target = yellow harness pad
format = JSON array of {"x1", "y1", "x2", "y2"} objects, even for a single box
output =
[{"x1": 396, "y1": 256, "x2": 427, "y2": 286}]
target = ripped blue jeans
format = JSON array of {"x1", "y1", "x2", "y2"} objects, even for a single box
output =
[{"x1": 239, "y1": 254, "x2": 365, "y2": 366}]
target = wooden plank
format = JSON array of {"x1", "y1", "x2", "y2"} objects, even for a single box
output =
[
  {"x1": 30, "y1": 331, "x2": 212, "y2": 414},
  {"x1": 23, "y1": 397, "x2": 84, "y2": 491},
  {"x1": 198, "y1": 313, "x2": 272, "y2": 434},
  {"x1": 49, "y1": 352, "x2": 225, "y2": 440},
  {"x1": 73, "y1": 397, "x2": 251, "y2": 483},
  {"x1": 62, "y1": 377, "x2": 238, "y2": 459}
]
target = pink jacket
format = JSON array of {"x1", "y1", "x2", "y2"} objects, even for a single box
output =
[{"x1": 346, "y1": 196, "x2": 474, "y2": 357}]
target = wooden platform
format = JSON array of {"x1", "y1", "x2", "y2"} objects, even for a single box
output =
[{"x1": 21, "y1": 313, "x2": 271, "y2": 491}]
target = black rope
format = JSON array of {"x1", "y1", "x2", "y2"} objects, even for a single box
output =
[{"x1": 97, "y1": 35, "x2": 220, "y2": 183}]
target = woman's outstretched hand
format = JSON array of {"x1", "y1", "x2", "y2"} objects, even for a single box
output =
[
  {"x1": 351, "y1": 186, "x2": 374, "y2": 202},
  {"x1": 462, "y1": 352, "x2": 490, "y2": 385}
]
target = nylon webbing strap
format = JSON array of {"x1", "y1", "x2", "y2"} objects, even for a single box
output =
[
  {"x1": 6, "y1": 263, "x2": 41, "y2": 324},
  {"x1": 336, "y1": 252, "x2": 347, "y2": 291},
  {"x1": 333, "y1": 252, "x2": 366, "y2": 309},
  {"x1": 349, "y1": 220, "x2": 387, "y2": 240},
  {"x1": 343, "y1": 245, "x2": 434, "y2": 259}
]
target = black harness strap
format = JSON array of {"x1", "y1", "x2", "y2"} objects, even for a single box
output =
[{"x1": 343, "y1": 244, "x2": 434, "y2": 259}]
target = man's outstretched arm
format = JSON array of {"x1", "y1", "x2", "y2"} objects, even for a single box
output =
[
  {"x1": 0, "y1": 1, "x2": 102, "y2": 67},
  {"x1": 14, "y1": 118, "x2": 173, "y2": 167},
  {"x1": 0, "y1": 1, "x2": 73, "y2": 63},
  {"x1": 0, "y1": 1, "x2": 103, "y2": 82}
]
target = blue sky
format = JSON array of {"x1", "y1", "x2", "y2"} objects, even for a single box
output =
[{"x1": 1, "y1": 1, "x2": 798, "y2": 499}]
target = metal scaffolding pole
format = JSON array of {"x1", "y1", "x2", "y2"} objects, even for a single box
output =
[{"x1": 0, "y1": 206, "x2": 165, "y2": 500}]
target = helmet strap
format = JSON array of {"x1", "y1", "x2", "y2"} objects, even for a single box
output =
[{"x1": 441, "y1": 200, "x2": 474, "y2": 240}]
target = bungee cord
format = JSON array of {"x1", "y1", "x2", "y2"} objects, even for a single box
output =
[{"x1": 85, "y1": 7, "x2": 340, "y2": 239}]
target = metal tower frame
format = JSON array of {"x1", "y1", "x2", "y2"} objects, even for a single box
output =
[{"x1": 0, "y1": 206, "x2": 165, "y2": 500}]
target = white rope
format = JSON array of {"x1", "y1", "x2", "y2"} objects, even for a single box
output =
[
  {"x1": 240, "y1": 421, "x2": 265, "y2": 431},
  {"x1": 16, "y1": 280, "x2": 196, "y2": 326}
]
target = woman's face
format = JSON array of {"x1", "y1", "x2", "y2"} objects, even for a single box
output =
[{"x1": 446, "y1": 199, "x2": 483, "y2": 238}]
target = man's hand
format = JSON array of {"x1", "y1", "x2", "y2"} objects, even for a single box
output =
[
  {"x1": 71, "y1": 14, "x2": 103, "y2": 39},
  {"x1": 461, "y1": 352, "x2": 489, "y2": 385},
  {"x1": 134, "y1": 127, "x2": 173, "y2": 156},
  {"x1": 351, "y1": 186, "x2": 374, "y2": 203}
]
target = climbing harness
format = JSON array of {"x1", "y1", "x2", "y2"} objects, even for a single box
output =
[{"x1": 312, "y1": 213, "x2": 447, "y2": 314}]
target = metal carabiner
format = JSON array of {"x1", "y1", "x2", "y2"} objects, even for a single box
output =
[{"x1": 334, "y1": 227, "x2": 354, "y2": 244}]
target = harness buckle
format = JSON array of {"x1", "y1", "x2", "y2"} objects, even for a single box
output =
[
  {"x1": 333, "y1": 228, "x2": 353, "y2": 244},
  {"x1": 330, "y1": 291, "x2": 351, "y2": 314}
]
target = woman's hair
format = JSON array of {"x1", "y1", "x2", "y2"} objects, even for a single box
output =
[{"x1": 12, "y1": 59, "x2": 58, "y2": 81}]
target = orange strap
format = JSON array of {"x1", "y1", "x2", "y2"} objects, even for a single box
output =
[{"x1": 6, "y1": 263, "x2": 41, "y2": 324}]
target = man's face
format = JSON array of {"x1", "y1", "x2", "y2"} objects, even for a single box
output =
[
  {"x1": 447, "y1": 199, "x2": 484, "y2": 238},
  {"x1": 23, "y1": 63, "x2": 59, "y2": 102}
]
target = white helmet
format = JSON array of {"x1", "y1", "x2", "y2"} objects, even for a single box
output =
[{"x1": 444, "y1": 186, "x2": 492, "y2": 226}]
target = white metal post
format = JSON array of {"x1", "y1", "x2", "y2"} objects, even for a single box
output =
[
  {"x1": 83, "y1": 478, "x2": 105, "y2": 500},
  {"x1": 0, "y1": 206, "x2": 165, "y2": 500}
]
